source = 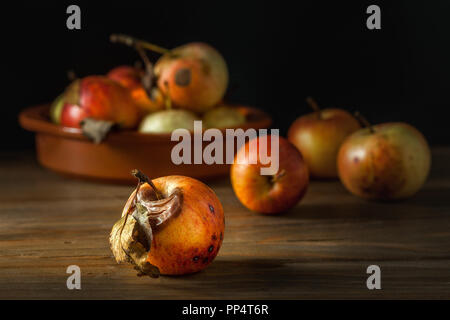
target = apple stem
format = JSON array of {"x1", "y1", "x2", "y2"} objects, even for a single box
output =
[
  {"x1": 131, "y1": 169, "x2": 162, "y2": 200},
  {"x1": 163, "y1": 81, "x2": 172, "y2": 110},
  {"x1": 354, "y1": 111, "x2": 375, "y2": 133},
  {"x1": 271, "y1": 169, "x2": 286, "y2": 184},
  {"x1": 67, "y1": 70, "x2": 77, "y2": 81},
  {"x1": 110, "y1": 34, "x2": 170, "y2": 55},
  {"x1": 306, "y1": 97, "x2": 322, "y2": 119},
  {"x1": 134, "y1": 45, "x2": 156, "y2": 100}
]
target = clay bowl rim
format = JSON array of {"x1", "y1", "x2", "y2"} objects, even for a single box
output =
[{"x1": 19, "y1": 104, "x2": 273, "y2": 143}]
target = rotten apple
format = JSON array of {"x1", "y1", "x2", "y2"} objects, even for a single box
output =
[
  {"x1": 154, "y1": 42, "x2": 228, "y2": 112},
  {"x1": 337, "y1": 117, "x2": 431, "y2": 200},
  {"x1": 111, "y1": 34, "x2": 228, "y2": 113},
  {"x1": 107, "y1": 65, "x2": 165, "y2": 114},
  {"x1": 287, "y1": 97, "x2": 361, "y2": 179},
  {"x1": 230, "y1": 136, "x2": 309, "y2": 214},
  {"x1": 110, "y1": 170, "x2": 225, "y2": 276}
]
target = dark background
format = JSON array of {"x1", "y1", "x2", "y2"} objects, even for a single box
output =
[{"x1": 2, "y1": 1, "x2": 449, "y2": 149}]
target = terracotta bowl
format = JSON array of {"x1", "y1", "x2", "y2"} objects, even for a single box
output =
[{"x1": 19, "y1": 105, "x2": 272, "y2": 184}]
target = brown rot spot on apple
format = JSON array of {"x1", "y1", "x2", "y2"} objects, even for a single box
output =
[
  {"x1": 175, "y1": 68, "x2": 191, "y2": 87},
  {"x1": 202, "y1": 257, "x2": 209, "y2": 264},
  {"x1": 193, "y1": 256, "x2": 200, "y2": 262},
  {"x1": 212, "y1": 234, "x2": 217, "y2": 241},
  {"x1": 353, "y1": 157, "x2": 360, "y2": 163},
  {"x1": 209, "y1": 204, "x2": 215, "y2": 214},
  {"x1": 208, "y1": 245, "x2": 214, "y2": 253}
]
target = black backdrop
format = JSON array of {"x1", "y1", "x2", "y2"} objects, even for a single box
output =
[{"x1": 2, "y1": 1, "x2": 449, "y2": 149}]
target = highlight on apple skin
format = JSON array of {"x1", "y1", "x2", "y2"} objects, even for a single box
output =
[
  {"x1": 337, "y1": 122, "x2": 431, "y2": 200},
  {"x1": 231, "y1": 136, "x2": 309, "y2": 214}
]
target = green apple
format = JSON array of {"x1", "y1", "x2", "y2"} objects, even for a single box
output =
[
  {"x1": 203, "y1": 105, "x2": 246, "y2": 129},
  {"x1": 139, "y1": 109, "x2": 198, "y2": 133},
  {"x1": 49, "y1": 94, "x2": 65, "y2": 124}
]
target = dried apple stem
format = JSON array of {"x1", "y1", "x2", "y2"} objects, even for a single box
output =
[
  {"x1": 110, "y1": 34, "x2": 170, "y2": 55},
  {"x1": 131, "y1": 169, "x2": 162, "y2": 200},
  {"x1": 306, "y1": 97, "x2": 322, "y2": 119},
  {"x1": 163, "y1": 81, "x2": 172, "y2": 110},
  {"x1": 134, "y1": 45, "x2": 156, "y2": 100},
  {"x1": 271, "y1": 169, "x2": 286, "y2": 183},
  {"x1": 354, "y1": 111, "x2": 375, "y2": 133},
  {"x1": 67, "y1": 70, "x2": 77, "y2": 81}
]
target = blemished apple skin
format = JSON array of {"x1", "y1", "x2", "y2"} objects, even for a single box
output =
[
  {"x1": 154, "y1": 42, "x2": 228, "y2": 113},
  {"x1": 287, "y1": 108, "x2": 361, "y2": 179},
  {"x1": 107, "y1": 66, "x2": 165, "y2": 113},
  {"x1": 337, "y1": 122, "x2": 431, "y2": 200},
  {"x1": 231, "y1": 136, "x2": 309, "y2": 214},
  {"x1": 121, "y1": 176, "x2": 225, "y2": 275},
  {"x1": 60, "y1": 76, "x2": 140, "y2": 129}
]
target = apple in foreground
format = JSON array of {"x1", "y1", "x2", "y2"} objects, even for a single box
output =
[
  {"x1": 231, "y1": 136, "x2": 309, "y2": 214},
  {"x1": 287, "y1": 98, "x2": 361, "y2": 178},
  {"x1": 110, "y1": 170, "x2": 224, "y2": 276},
  {"x1": 337, "y1": 122, "x2": 431, "y2": 200}
]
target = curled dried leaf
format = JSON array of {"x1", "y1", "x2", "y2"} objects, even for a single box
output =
[
  {"x1": 110, "y1": 209, "x2": 160, "y2": 278},
  {"x1": 81, "y1": 118, "x2": 115, "y2": 143},
  {"x1": 138, "y1": 188, "x2": 183, "y2": 227}
]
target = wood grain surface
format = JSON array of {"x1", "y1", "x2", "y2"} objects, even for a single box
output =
[{"x1": 0, "y1": 149, "x2": 449, "y2": 299}]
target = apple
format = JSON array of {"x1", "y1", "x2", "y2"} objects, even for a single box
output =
[
  {"x1": 287, "y1": 97, "x2": 361, "y2": 179},
  {"x1": 154, "y1": 42, "x2": 228, "y2": 113},
  {"x1": 107, "y1": 65, "x2": 165, "y2": 113},
  {"x1": 49, "y1": 93, "x2": 65, "y2": 124},
  {"x1": 230, "y1": 136, "x2": 309, "y2": 214},
  {"x1": 337, "y1": 121, "x2": 431, "y2": 200},
  {"x1": 59, "y1": 76, "x2": 140, "y2": 129},
  {"x1": 203, "y1": 104, "x2": 246, "y2": 129},
  {"x1": 138, "y1": 109, "x2": 198, "y2": 133},
  {"x1": 110, "y1": 35, "x2": 228, "y2": 113},
  {"x1": 110, "y1": 170, "x2": 224, "y2": 276}
]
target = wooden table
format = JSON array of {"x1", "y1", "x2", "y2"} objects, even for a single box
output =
[{"x1": 0, "y1": 149, "x2": 449, "y2": 299}]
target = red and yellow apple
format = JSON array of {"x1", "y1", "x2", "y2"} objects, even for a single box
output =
[
  {"x1": 60, "y1": 76, "x2": 140, "y2": 129},
  {"x1": 287, "y1": 99, "x2": 361, "y2": 179},
  {"x1": 337, "y1": 122, "x2": 431, "y2": 200},
  {"x1": 107, "y1": 65, "x2": 165, "y2": 113},
  {"x1": 231, "y1": 136, "x2": 309, "y2": 214},
  {"x1": 110, "y1": 172, "x2": 225, "y2": 276},
  {"x1": 154, "y1": 42, "x2": 228, "y2": 113}
]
